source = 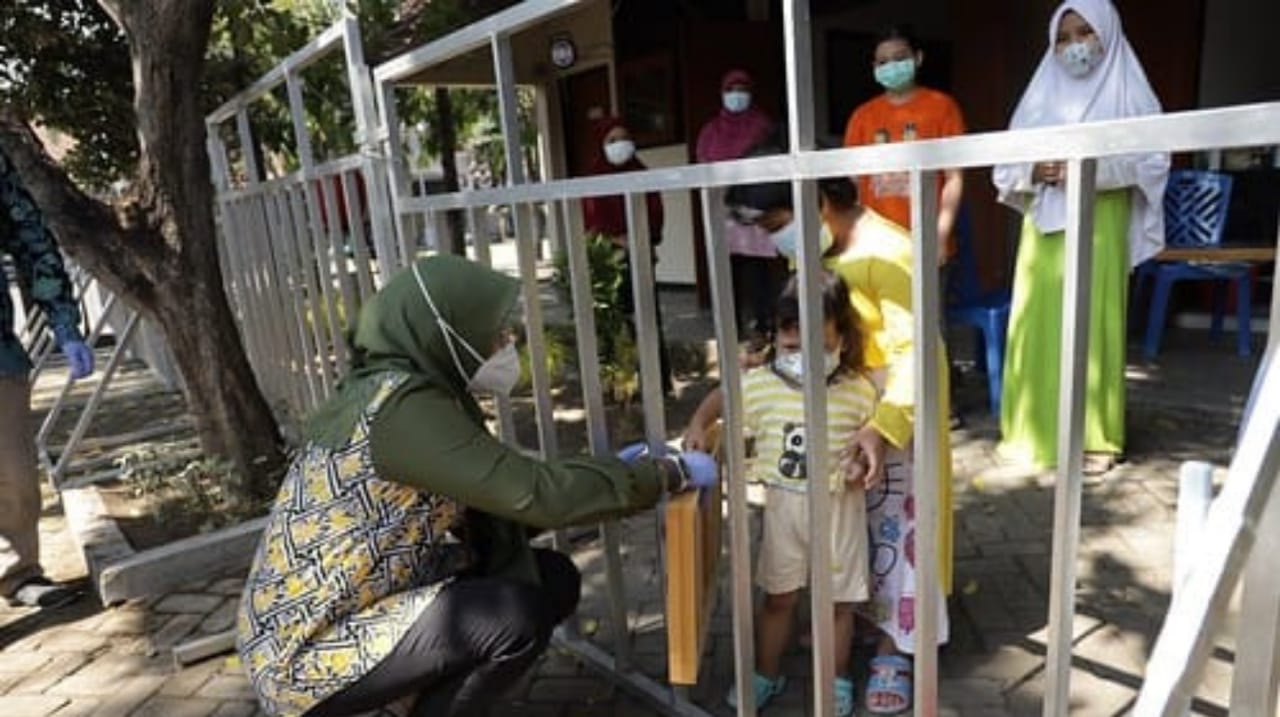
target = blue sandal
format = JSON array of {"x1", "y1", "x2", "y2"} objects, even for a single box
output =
[
  {"x1": 866, "y1": 654, "x2": 912, "y2": 715},
  {"x1": 726, "y1": 673, "x2": 787, "y2": 711}
]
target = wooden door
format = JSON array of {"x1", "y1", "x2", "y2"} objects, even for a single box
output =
[{"x1": 558, "y1": 65, "x2": 612, "y2": 178}]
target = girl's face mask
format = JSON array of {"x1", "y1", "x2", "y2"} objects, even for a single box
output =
[
  {"x1": 1056, "y1": 37, "x2": 1104, "y2": 78},
  {"x1": 769, "y1": 220, "x2": 835, "y2": 261},
  {"x1": 773, "y1": 349, "x2": 842, "y2": 384}
]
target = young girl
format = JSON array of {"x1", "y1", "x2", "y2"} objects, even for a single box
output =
[{"x1": 684, "y1": 271, "x2": 877, "y2": 717}]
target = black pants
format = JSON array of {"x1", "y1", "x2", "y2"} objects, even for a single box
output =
[
  {"x1": 309, "y1": 549, "x2": 581, "y2": 717},
  {"x1": 618, "y1": 255, "x2": 673, "y2": 394},
  {"x1": 731, "y1": 255, "x2": 788, "y2": 340}
]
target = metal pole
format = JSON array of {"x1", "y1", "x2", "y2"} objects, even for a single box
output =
[
  {"x1": 1044, "y1": 157, "x2": 1098, "y2": 717},
  {"x1": 562, "y1": 198, "x2": 631, "y2": 663},
  {"x1": 700, "y1": 186, "x2": 757, "y2": 716},
  {"x1": 52, "y1": 310, "x2": 142, "y2": 483},
  {"x1": 909, "y1": 168, "x2": 943, "y2": 715},
  {"x1": 1229, "y1": 476, "x2": 1280, "y2": 716}
]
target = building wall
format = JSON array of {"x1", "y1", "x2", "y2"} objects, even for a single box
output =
[{"x1": 1199, "y1": 0, "x2": 1280, "y2": 107}]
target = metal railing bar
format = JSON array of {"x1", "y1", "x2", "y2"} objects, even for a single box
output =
[
  {"x1": 391, "y1": 104, "x2": 1280, "y2": 214},
  {"x1": 1044, "y1": 158, "x2": 1099, "y2": 717},
  {"x1": 207, "y1": 20, "x2": 348, "y2": 125}
]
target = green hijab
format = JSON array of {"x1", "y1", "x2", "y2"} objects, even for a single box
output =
[{"x1": 306, "y1": 254, "x2": 520, "y2": 448}]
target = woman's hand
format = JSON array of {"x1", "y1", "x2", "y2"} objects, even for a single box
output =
[
  {"x1": 1033, "y1": 161, "x2": 1066, "y2": 186},
  {"x1": 841, "y1": 425, "x2": 889, "y2": 490}
]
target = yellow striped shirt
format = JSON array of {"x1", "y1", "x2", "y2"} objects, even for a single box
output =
[{"x1": 742, "y1": 366, "x2": 878, "y2": 492}]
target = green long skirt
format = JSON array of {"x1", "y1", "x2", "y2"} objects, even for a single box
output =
[{"x1": 998, "y1": 190, "x2": 1131, "y2": 469}]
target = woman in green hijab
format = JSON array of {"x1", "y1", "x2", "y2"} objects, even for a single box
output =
[{"x1": 236, "y1": 255, "x2": 714, "y2": 717}]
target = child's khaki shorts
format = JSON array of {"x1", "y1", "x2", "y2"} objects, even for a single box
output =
[{"x1": 756, "y1": 485, "x2": 870, "y2": 603}]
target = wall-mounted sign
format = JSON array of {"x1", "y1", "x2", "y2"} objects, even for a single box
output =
[{"x1": 550, "y1": 34, "x2": 577, "y2": 69}]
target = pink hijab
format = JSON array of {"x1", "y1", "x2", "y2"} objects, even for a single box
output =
[{"x1": 695, "y1": 70, "x2": 774, "y2": 163}]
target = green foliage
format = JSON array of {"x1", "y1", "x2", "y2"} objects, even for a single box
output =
[{"x1": 551, "y1": 235, "x2": 640, "y2": 403}]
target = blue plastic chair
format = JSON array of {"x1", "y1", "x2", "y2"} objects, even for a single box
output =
[
  {"x1": 946, "y1": 210, "x2": 1011, "y2": 416},
  {"x1": 1136, "y1": 170, "x2": 1251, "y2": 359}
]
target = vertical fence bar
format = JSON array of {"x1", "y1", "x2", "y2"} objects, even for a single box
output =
[
  {"x1": 304, "y1": 179, "x2": 352, "y2": 372},
  {"x1": 342, "y1": 13, "x2": 400, "y2": 285},
  {"x1": 287, "y1": 185, "x2": 335, "y2": 397},
  {"x1": 700, "y1": 186, "x2": 757, "y2": 716},
  {"x1": 1229, "y1": 472, "x2": 1280, "y2": 715},
  {"x1": 340, "y1": 170, "x2": 377, "y2": 302},
  {"x1": 909, "y1": 169, "x2": 943, "y2": 714},
  {"x1": 374, "y1": 79, "x2": 414, "y2": 271},
  {"x1": 259, "y1": 190, "x2": 304, "y2": 417},
  {"x1": 562, "y1": 198, "x2": 631, "y2": 662},
  {"x1": 1044, "y1": 157, "x2": 1097, "y2": 717},
  {"x1": 252, "y1": 193, "x2": 293, "y2": 404},
  {"x1": 492, "y1": 33, "x2": 564, "y2": 533},
  {"x1": 465, "y1": 205, "x2": 517, "y2": 445},
  {"x1": 318, "y1": 172, "x2": 361, "y2": 334},
  {"x1": 271, "y1": 188, "x2": 321, "y2": 412},
  {"x1": 1269, "y1": 207, "x2": 1280, "y2": 353},
  {"x1": 1133, "y1": 349, "x2": 1280, "y2": 716},
  {"x1": 235, "y1": 109, "x2": 261, "y2": 184},
  {"x1": 781, "y1": 2, "x2": 833, "y2": 710}
]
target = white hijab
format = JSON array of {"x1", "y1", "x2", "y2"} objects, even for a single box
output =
[{"x1": 993, "y1": 0, "x2": 1170, "y2": 268}]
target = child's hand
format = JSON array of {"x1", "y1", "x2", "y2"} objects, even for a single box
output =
[
  {"x1": 683, "y1": 424, "x2": 708, "y2": 452},
  {"x1": 843, "y1": 453, "x2": 869, "y2": 490}
]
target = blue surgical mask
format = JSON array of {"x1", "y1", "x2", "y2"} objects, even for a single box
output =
[
  {"x1": 1056, "y1": 39, "x2": 1104, "y2": 78},
  {"x1": 874, "y1": 59, "x2": 916, "y2": 91},
  {"x1": 723, "y1": 90, "x2": 751, "y2": 113},
  {"x1": 769, "y1": 221, "x2": 835, "y2": 261}
]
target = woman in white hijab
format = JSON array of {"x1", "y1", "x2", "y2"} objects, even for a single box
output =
[{"x1": 992, "y1": 0, "x2": 1169, "y2": 474}]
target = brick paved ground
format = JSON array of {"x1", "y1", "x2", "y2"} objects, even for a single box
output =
[{"x1": 0, "y1": 286, "x2": 1261, "y2": 717}]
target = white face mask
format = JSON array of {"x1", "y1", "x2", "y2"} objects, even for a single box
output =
[
  {"x1": 412, "y1": 263, "x2": 519, "y2": 396},
  {"x1": 603, "y1": 139, "x2": 636, "y2": 166},
  {"x1": 773, "y1": 349, "x2": 843, "y2": 384},
  {"x1": 769, "y1": 221, "x2": 835, "y2": 261},
  {"x1": 468, "y1": 342, "x2": 521, "y2": 396},
  {"x1": 723, "y1": 90, "x2": 751, "y2": 113},
  {"x1": 1056, "y1": 38, "x2": 1104, "y2": 78}
]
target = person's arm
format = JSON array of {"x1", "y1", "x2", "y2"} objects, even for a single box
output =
[
  {"x1": 936, "y1": 168, "x2": 964, "y2": 262},
  {"x1": 862, "y1": 255, "x2": 916, "y2": 450},
  {"x1": 683, "y1": 387, "x2": 724, "y2": 451},
  {"x1": 0, "y1": 151, "x2": 82, "y2": 346},
  {"x1": 370, "y1": 385, "x2": 674, "y2": 530}
]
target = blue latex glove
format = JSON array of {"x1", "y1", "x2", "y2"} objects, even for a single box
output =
[
  {"x1": 62, "y1": 340, "x2": 94, "y2": 380},
  {"x1": 615, "y1": 442, "x2": 650, "y2": 464},
  {"x1": 677, "y1": 450, "x2": 719, "y2": 491}
]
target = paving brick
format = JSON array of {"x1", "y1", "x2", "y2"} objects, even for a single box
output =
[
  {"x1": 33, "y1": 631, "x2": 110, "y2": 654},
  {"x1": 197, "y1": 600, "x2": 237, "y2": 635},
  {"x1": 207, "y1": 579, "x2": 246, "y2": 597},
  {"x1": 0, "y1": 651, "x2": 53, "y2": 674},
  {"x1": 0, "y1": 695, "x2": 69, "y2": 717},
  {"x1": 150, "y1": 613, "x2": 204, "y2": 653},
  {"x1": 939, "y1": 677, "x2": 1006, "y2": 707},
  {"x1": 85, "y1": 674, "x2": 165, "y2": 716},
  {"x1": 46, "y1": 698, "x2": 100, "y2": 717},
  {"x1": 152, "y1": 594, "x2": 225, "y2": 615},
  {"x1": 129, "y1": 695, "x2": 221, "y2": 717},
  {"x1": 90, "y1": 608, "x2": 148, "y2": 637},
  {"x1": 7, "y1": 652, "x2": 92, "y2": 695},
  {"x1": 209, "y1": 701, "x2": 260, "y2": 717},
  {"x1": 157, "y1": 659, "x2": 222, "y2": 698},
  {"x1": 45, "y1": 653, "x2": 167, "y2": 696},
  {"x1": 195, "y1": 675, "x2": 256, "y2": 701}
]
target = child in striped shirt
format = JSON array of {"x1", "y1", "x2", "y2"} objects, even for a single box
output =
[{"x1": 684, "y1": 271, "x2": 878, "y2": 716}]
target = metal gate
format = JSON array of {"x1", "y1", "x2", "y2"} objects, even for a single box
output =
[{"x1": 209, "y1": 3, "x2": 1280, "y2": 716}]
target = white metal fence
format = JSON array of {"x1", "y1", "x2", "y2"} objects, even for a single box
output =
[{"x1": 209, "y1": 3, "x2": 1280, "y2": 716}]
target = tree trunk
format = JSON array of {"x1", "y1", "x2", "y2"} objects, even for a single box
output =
[
  {"x1": 3, "y1": 0, "x2": 284, "y2": 498},
  {"x1": 434, "y1": 86, "x2": 467, "y2": 255}
]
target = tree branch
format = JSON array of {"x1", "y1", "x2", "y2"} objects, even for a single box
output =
[{"x1": 0, "y1": 112, "x2": 161, "y2": 308}]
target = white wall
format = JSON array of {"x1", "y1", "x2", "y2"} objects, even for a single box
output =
[
  {"x1": 1198, "y1": 0, "x2": 1280, "y2": 108},
  {"x1": 636, "y1": 144, "x2": 698, "y2": 285}
]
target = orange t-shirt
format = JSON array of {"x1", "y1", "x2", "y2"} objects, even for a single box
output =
[{"x1": 843, "y1": 87, "x2": 966, "y2": 235}]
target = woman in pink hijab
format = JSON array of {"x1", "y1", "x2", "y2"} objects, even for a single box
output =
[{"x1": 696, "y1": 69, "x2": 781, "y2": 340}]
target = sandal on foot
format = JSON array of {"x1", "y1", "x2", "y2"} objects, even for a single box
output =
[
  {"x1": 726, "y1": 672, "x2": 787, "y2": 711},
  {"x1": 835, "y1": 676, "x2": 856, "y2": 717},
  {"x1": 866, "y1": 654, "x2": 912, "y2": 715},
  {"x1": 1082, "y1": 452, "x2": 1117, "y2": 476},
  {"x1": 7, "y1": 577, "x2": 81, "y2": 609}
]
